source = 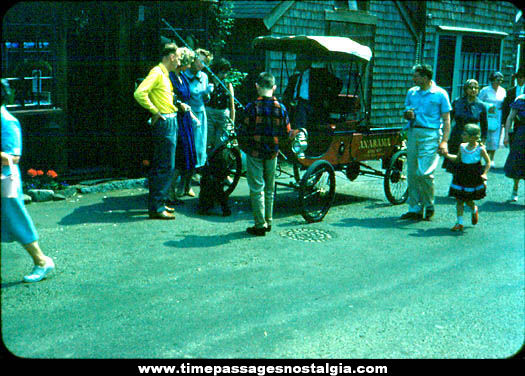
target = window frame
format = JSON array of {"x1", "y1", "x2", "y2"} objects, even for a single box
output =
[{"x1": 433, "y1": 27, "x2": 506, "y2": 100}]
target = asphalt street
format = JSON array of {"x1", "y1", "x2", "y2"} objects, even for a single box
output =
[{"x1": 1, "y1": 151, "x2": 523, "y2": 359}]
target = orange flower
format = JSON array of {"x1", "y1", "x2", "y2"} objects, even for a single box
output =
[
  {"x1": 36, "y1": 170, "x2": 44, "y2": 176},
  {"x1": 27, "y1": 169, "x2": 38, "y2": 178},
  {"x1": 46, "y1": 170, "x2": 58, "y2": 179},
  {"x1": 142, "y1": 160, "x2": 150, "y2": 167}
]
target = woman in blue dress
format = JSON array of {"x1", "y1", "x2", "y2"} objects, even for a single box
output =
[
  {"x1": 169, "y1": 47, "x2": 198, "y2": 199},
  {"x1": 1, "y1": 79, "x2": 55, "y2": 282},
  {"x1": 183, "y1": 49, "x2": 214, "y2": 171}
]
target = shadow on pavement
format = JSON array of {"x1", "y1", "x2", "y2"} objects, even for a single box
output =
[
  {"x1": 58, "y1": 193, "x2": 152, "y2": 226},
  {"x1": 407, "y1": 227, "x2": 466, "y2": 238},
  {"x1": 1, "y1": 281, "x2": 24, "y2": 289},
  {"x1": 479, "y1": 200, "x2": 524, "y2": 212},
  {"x1": 164, "y1": 231, "x2": 247, "y2": 249},
  {"x1": 332, "y1": 216, "x2": 418, "y2": 230}
]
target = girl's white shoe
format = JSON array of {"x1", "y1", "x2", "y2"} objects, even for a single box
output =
[{"x1": 23, "y1": 256, "x2": 55, "y2": 283}]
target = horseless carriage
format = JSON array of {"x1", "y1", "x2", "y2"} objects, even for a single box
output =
[{"x1": 211, "y1": 35, "x2": 408, "y2": 223}]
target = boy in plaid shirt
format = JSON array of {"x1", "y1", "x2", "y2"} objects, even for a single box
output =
[{"x1": 238, "y1": 72, "x2": 298, "y2": 236}]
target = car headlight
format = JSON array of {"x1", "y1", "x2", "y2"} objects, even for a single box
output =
[
  {"x1": 291, "y1": 128, "x2": 308, "y2": 159},
  {"x1": 219, "y1": 130, "x2": 230, "y2": 143}
]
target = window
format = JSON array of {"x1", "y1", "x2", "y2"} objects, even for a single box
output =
[
  {"x1": 2, "y1": 39, "x2": 55, "y2": 108},
  {"x1": 2, "y1": 3, "x2": 58, "y2": 109},
  {"x1": 459, "y1": 36, "x2": 500, "y2": 88},
  {"x1": 434, "y1": 32, "x2": 503, "y2": 99}
]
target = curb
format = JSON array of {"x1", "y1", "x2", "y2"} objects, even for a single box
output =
[
  {"x1": 76, "y1": 178, "x2": 147, "y2": 194},
  {"x1": 24, "y1": 178, "x2": 148, "y2": 204}
]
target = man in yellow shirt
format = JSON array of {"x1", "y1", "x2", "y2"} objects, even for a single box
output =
[{"x1": 134, "y1": 45, "x2": 180, "y2": 219}]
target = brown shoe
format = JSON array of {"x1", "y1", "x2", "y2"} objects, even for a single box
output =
[
  {"x1": 148, "y1": 210, "x2": 176, "y2": 220},
  {"x1": 246, "y1": 226, "x2": 266, "y2": 236},
  {"x1": 400, "y1": 212, "x2": 422, "y2": 220}
]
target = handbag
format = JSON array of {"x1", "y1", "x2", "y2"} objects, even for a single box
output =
[
  {"x1": 1, "y1": 154, "x2": 20, "y2": 198},
  {"x1": 487, "y1": 112, "x2": 500, "y2": 131}
]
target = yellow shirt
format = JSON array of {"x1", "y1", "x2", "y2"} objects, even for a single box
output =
[{"x1": 134, "y1": 63, "x2": 177, "y2": 115}]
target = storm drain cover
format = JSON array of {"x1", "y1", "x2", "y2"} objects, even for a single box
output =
[{"x1": 279, "y1": 228, "x2": 334, "y2": 242}]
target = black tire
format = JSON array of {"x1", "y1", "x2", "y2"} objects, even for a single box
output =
[
  {"x1": 298, "y1": 160, "x2": 336, "y2": 223},
  {"x1": 384, "y1": 149, "x2": 408, "y2": 205},
  {"x1": 211, "y1": 145, "x2": 242, "y2": 197}
]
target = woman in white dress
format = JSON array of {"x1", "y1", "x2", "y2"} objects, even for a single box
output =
[{"x1": 478, "y1": 71, "x2": 506, "y2": 166}]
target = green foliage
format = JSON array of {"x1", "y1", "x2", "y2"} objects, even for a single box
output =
[
  {"x1": 225, "y1": 68, "x2": 248, "y2": 88},
  {"x1": 208, "y1": 1, "x2": 235, "y2": 56},
  {"x1": 207, "y1": 1, "x2": 247, "y2": 89}
]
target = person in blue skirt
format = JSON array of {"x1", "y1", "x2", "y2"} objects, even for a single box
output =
[
  {"x1": 1, "y1": 78, "x2": 55, "y2": 282},
  {"x1": 503, "y1": 93, "x2": 525, "y2": 202},
  {"x1": 183, "y1": 49, "x2": 214, "y2": 174}
]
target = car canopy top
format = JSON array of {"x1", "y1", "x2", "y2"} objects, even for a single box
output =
[{"x1": 252, "y1": 35, "x2": 372, "y2": 62}]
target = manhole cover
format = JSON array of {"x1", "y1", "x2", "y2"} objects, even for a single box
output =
[{"x1": 279, "y1": 228, "x2": 334, "y2": 242}]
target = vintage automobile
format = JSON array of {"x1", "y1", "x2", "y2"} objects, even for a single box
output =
[
  {"x1": 207, "y1": 35, "x2": 408, "y2": 223},
  {"x1": 250, "y1": 35, "x2": 408, "y2": 223}
]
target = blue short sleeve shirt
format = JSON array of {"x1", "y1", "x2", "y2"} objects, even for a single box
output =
[{"x1": 404, "y1": 83, "x2": 452, "y2": 130}]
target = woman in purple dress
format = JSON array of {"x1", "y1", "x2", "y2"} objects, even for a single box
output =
[{"x1": 168, "y1": 47, "x2": 197, "y2": 202}]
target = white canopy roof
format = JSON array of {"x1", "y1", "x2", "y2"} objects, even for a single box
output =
[{"x1": 252, "y1": 35, "x2": 372, "y2": 62}]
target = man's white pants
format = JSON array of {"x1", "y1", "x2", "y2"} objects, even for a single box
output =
[{"x1": 406, "y1": 127, "x2": 442, "y2": 213}]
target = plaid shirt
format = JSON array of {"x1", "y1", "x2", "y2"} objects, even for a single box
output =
[{"x1": 238, "y1": 96, "x2": 294, "y2": 160}]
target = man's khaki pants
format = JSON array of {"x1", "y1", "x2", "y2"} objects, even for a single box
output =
[
  {"x1": 406, "y1": 127, "x2": 442, "y2": 213},
  {"x1": 246, "y1": 155, "x2": 277, "y2": 229}
]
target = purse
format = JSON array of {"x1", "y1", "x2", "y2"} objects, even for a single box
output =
[{"x1": 1, "y1": 154, "x2": 20, "y2": 198}]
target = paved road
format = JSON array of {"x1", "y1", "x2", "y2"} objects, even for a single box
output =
[{"x1": 1, "y1": 152, "x2": 523, "y2": 359}]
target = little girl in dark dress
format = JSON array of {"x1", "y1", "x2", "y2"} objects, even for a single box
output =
[{"x1": 442, "y1": 123, "x2": 491, "y2": 231}]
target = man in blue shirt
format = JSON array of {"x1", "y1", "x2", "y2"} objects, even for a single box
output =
[{"x1": 401, "y1": 64, "x2": 451, "y2": 220}]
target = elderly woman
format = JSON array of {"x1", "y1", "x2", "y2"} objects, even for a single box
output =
[
  {"x1": 1, "y1": 79, "x2": 55, "y2": 282},
  {"x1": 183, "y1": 49, "x2": 214, "y2": 178},
  {"x1": 443, "y1": 79, "x2": 488, "y2": 173},
  {"x1": 503, "y1": 94, "x2": 525, "y2": 202},
  {"x1": 479, "y1": 71, "x2": 506, "y2": 166}
]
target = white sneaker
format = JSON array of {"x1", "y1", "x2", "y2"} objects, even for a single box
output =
[
  {"x1": 511, "y1": 192, "x2": 518, "y2": 202},
  {"x1": 23, "y1": 256, "x2": 55, "y2": 283},
  {"x1": 490, "y1": 162, "x2": 495, "y2": 168}
]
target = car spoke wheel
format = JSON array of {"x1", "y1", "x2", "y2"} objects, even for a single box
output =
[
  {"x1": 210, "y1": 146, "x2": 242, "y2": 197},
  {"x1": 384, "y1": 150, "x2": 408, "y2": 204},
  {"x1": 299, "y1": 160, "x2": 336, "y2": 223}
]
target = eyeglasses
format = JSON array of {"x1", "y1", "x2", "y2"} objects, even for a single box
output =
[{"x1": 467, "y1": 86, "x2": 479, "y2": 89}]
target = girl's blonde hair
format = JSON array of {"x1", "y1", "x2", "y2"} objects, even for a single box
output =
[
  {"x1": 195, "y1": 48, "x2": 213, "y2": 65},
  {"x1": 177, "y1": 47, "x2": 195, "y2": 66}
]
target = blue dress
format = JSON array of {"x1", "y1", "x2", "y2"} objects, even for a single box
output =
[
  {"x1": 170, "y1": 72, "x2": 197, "y2": 172},
  {"x1": 504, "y1": 95, "x2": 525, "y2": 180},
  {"x1": 1, "y1": 105, "x2": 39, "y2": 244},
  {"x1": 183, "y1": 70, "x2": 211, "y2": 168}
]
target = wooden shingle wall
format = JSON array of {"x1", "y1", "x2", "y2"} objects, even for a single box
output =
[
  {"x1": 261, "y1": 0, "x2": 519, "y2": 129},
  {"x1": 368, "y1": 1, "x2": 417, "y2": 128},
  {"x1": 423, "y1": 1, "x2": 518, "y2": 88},
  {"x1": 268, "y1": 1, "x2": 335, "y2": 96}
]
